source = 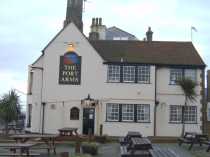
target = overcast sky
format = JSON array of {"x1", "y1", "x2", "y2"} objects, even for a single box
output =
[{"x1": 0, "y1": 0, "x2": 210, "y2": 110}]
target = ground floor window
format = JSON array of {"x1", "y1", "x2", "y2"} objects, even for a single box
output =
[
  {"x1": 184, "y1": 106, "x2": 197, "y2": 123},
  {"x1": 106, "y1": 103, "x2": 150, "y2": 123},
  {"x1": 169, "y1": 105, "x2": 197, "y2": 124},
  {"x1": 106, "y1": 104, "x2": 119, "y2": 121},
  {"x1": 137, "y1": 104, "x2": 150, "y2": 122},
  {"x1": 70, "y1": 107, "x2": 80, "y2": 120},
  {"x1": 122, "y1": 104, "x2": 134, "y2": 121}
]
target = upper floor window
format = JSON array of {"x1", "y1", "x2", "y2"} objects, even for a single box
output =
[
  {"x1": 106, "y1": 103, "x2": 119, "y2": 121},
  {"x1": 107, "y1": 65, "x2": 120, "y2": 82},
  {"x1": 137, "y1": 66, "x2": 150, "y2": 83},
  {"x1": 123, "y1": 66, "x2": 135, "y2": 82},
  {"x1": 170, "y1": 68, "x2": 196, "y2": 85},
  {"x1": 107, "y1": 64, "x2": 151, "y2": 84},
  {"x1": 70, "y1": 107, "x2": 80, "y2": 120},
  {"x1": 185, "y1": 69, "x2": 196, "y2": 82},
  {"x1": 170, "y1": 69, "x2": 183, "y2": 85}
]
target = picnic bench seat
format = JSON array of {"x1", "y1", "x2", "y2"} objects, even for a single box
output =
[
  {"x1": 178, "y1": 132, "x2": 209, "y2": 150},
  {"x1": 201, "y1": 140, "x2": 210, "y2": 152},
  {"x1": 149, "y1": 148, "x2": 178, "y2": 157},
  {"x1": 120, "y1": 146, "x2": 150, "y2": 157},
  {"x1": 0, "y1": 153, "x2": 40, "y2": 156}
]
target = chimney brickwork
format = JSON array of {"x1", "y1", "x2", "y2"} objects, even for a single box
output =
[
  {"x1": 146, "y1": 27, "x2": 153, "y2": 42},
  {"x1": 64, "y1": 0, "x2": 83, "y2": 32},
  {"x1": 89, "y1": 17, "x2": 106, "y2": 40}
]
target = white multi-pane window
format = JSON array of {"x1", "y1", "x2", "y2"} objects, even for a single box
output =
[
  {"x1": 137, "y1": 104, "x2": 150, "y2": 122},
  {"x1": 107, "y1": 65, "x2": 120, "y2": 82},
  {"x1": 170, "y1": 69, "x2": 183, "y2": 85},
  {"x1": 184, "y1": 106, "x2": 197, "y2": 123},
  {"x1": 123, "y1": 66, "x2": 135, "y2": 82},
  {"x1": 137, "y1": 66, "x2": 150, "y2": 83},
  {"x1": 185, "y1": 69, "x2": 196, "y2": 82},
  {"x1": 122, "y1": 104, "x2": 134, "y2": 121},
  {"x1": 169, "y1": 105, "x2": 182, "y2": 123},
  {"x1": 106, "y1": 104, "x2": 119, "y2": 121}
]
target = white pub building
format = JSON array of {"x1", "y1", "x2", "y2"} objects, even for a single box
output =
[{"x1": 26, "y1": 0, "x2": 206, "y2": 137}]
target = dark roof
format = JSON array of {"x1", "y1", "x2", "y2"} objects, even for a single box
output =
[{"x1": 90, "y1": 40, "x2": 205, "y2": 67}]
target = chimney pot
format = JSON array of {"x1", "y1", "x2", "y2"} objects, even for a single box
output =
[
  {"x1": 99, "y1": 18, "x2": 102, "y2": 25},
  {"x1": 146, "y1": 26, "x2": 153, "y2": 42},
  {"x1": 96, "y1": 18, "x2": 99, "y2": 25},
  {"x1": 92, "y1": 18, "x2": 96, "y2": 26}
]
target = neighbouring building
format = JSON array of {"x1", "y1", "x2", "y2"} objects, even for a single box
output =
[
  {"x1": 26, "y1": 0, "x2": 206, "y2": 137},
  {"x1": 205, "y1": 70, "x2": 210, "y2": 135}
]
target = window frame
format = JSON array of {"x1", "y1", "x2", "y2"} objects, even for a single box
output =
[
  {"x1": 136, "y1": 104, "x2": 150, "y2": 122},
  {"x1": 106, "y1": 103, "x2": 119, "y2": 121},
  {"x1": 183, "y1": 106, "x2": 197, "y2": 124},
  {"x1": 169, "y1": 105, "x2": 197, "y2": 124},
  {"x1": 169, "y1": 105, "x2": 182, "y2": 123},
  {"x1": 123, "y1": 66, "x2": 136, "y2": 83},
  {"x1": 107, "y1": 65, "x2": 121, "y2": 83},
  {"x1": 106, "y1": 103, "x2": 151, "y2": 123},
  {"x1": 169, "y1": 68, "x2": 197, "y2": 85},
  {"x1": 107, "y1": 64, "x2": 151, "y2": 84},
  {"x1": 70, "y1": 107, "x2": 80, "y2": 120},
  {"x1": 137, "y1": 66, "x2": 150, "y2": 84},
  {"x1": 122, "y1": 104, "x2": 134, "y2": 122}
]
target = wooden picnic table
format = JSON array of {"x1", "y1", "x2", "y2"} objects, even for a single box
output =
[
  {"x1": 58, "y1": 127, "x2": 78, "y2": 136},
  {"x1": 178, "y1": 132, "x2": 208, "y2": 150},
  {"x1": 10, "y1": 134, "x2": 59, "y2": 154},
  {"x1": 119, "y1": 131, "x2": 142, "y2": 145},
  {"x1": 130, "y1": 137, "x2": 152, "y2": 151},
  {"x1": 0, "y1": 143, "x2": 38, "y2": 156},
  {"x1": 120, "y1": 137, "x2": 152, "y2": 157}
]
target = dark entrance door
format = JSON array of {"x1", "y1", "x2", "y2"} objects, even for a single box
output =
[{"x1": 83, "y1": 108, "x2": 95, "y2": 135}]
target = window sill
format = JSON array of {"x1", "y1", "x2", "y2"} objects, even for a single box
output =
[
  {"x1": 105, "y1": 120, "x2": 151, "y2": 124},
  {"x1": 169, "y1": 122, "x2": 198, "y2": 124},
  {"x1": 106, "y1": 82, "x2": 151, "y2": 84}
]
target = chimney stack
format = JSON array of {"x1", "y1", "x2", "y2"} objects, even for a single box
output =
[
  {"x1": 89, "y1": 17, "x2": 106, "y2": 40},
  {"x1": 146, "y1": 27, "x2": 153, "y2": 42}
]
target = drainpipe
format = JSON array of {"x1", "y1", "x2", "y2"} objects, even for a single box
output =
[
  {"x1": 42, "y1": 102, "x2": 46, "y2": 134},
  {"x1": 154, "y1": 66, "x2": 159, "y2": 136}
]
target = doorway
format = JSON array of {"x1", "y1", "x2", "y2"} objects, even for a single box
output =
[{"x1": 83, "y1": 108, "x2": 95, "y2": 135}]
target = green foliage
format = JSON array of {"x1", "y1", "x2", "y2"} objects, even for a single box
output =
[
  {"x1": 0, "y1": 89, "x2": 20, "y2": 134},
  {"x1": 81, "y1": 142, "x2": 99, "y2": 155},
  {"x1": 177, "y1": 78, "x2": 197, "y2": 103}
]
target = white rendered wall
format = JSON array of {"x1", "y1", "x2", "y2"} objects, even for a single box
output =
[
  {"x1": 156, "y1": 67, "x2": 203, "y2": 136},
  {"x1": 27, "y1": 23, "x2": 204, "y2": 137}
]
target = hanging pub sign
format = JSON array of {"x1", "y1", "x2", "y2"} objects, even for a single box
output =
[{"x1": 59, "y1": 44, "x2": 81, "y2": 85}]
